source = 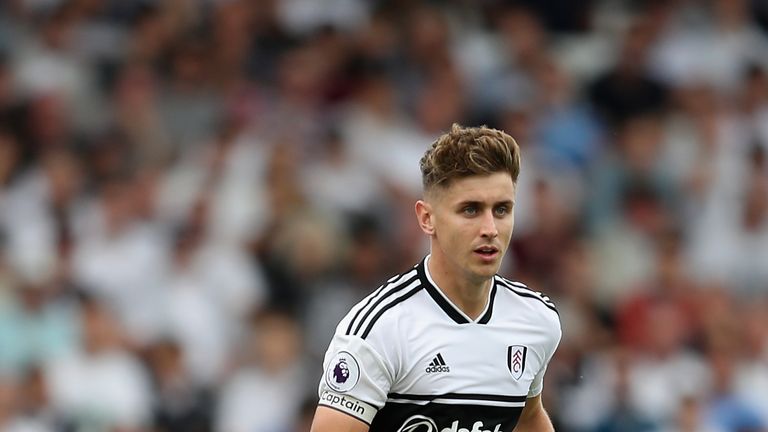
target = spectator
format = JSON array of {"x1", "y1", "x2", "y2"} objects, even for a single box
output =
[
  {"x1": 145, "y1": 338, "x2": 214, "y2": 432},
  {"x1": 44, "y1": 294, "x2": 153, "y2": 430},
  {"x1": 216, "y1": 308, "x2": 307, "y2": 432}
]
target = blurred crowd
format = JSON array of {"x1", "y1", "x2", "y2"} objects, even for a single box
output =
[{"x1": 0, "y1": 0, "x2": 767, "y2": 431}]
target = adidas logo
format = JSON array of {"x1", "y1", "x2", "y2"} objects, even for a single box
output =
[{"x1": 425, "y1": 353, "x2": 450, "y2": 373}]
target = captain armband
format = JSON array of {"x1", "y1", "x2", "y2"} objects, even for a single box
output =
[{"x1": 319, "y1": 391, "x2": 378, "y2": 425}]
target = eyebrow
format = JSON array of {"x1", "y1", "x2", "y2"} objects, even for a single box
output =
[{"x1": 455, "y1": 199, "x2": 515, "y2": 207}]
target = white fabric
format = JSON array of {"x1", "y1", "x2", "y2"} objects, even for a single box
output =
[{"x1": 44, "y1": 350, "x2": 153, "y2": 428}]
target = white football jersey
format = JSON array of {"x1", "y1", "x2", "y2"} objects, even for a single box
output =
[{"x1": 318, "y1": 255, "x2": 561, "y2": 432}]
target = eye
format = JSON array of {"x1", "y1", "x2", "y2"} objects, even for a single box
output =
[
  {"x1": 494, "y1": 205, "x2": 509, "y2": 216},
  {"x1": 462, "y1": 205, "x2": 478, "y2": 216}
]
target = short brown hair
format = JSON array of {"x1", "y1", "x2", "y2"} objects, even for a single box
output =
[{"x1": 420, "y1": 124, "x2": 521, "y2": 192}]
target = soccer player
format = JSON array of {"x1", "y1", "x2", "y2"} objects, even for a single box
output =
[{"x1": 311, "y1": 124, "x2": 562, "y2": 432}]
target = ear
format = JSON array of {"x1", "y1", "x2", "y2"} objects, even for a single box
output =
[{"x1": 415, "y1": 199, "x2": 435, "y2": 235}]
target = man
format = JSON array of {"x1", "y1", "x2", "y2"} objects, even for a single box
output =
[{"x1": 311, "y1": 124, "x2": 561, "y2": 432}]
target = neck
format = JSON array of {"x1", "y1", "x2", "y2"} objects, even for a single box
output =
[{"x1": 427, "y1": 253, "x2": 492, "y2": 320}]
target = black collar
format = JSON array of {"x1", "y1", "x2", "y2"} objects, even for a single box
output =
[{"x1": 417, "y1": 256, "x2": 497, "y2": 325}]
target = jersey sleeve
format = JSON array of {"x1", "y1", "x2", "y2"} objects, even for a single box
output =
[
  {"x1": 527, "y1": 309, "x2": 562, "y2": 397},
  {"x1": 317, "y1": 319, "x2": 397, "y2": 425}
]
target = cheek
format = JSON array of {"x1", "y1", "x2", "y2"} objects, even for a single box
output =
[
  {"x1": 435, "y1": 217, "x2": 472, "y2": 245},
  {"x1": 500, "y1": 216, "x2": 515, "y2": 240}
]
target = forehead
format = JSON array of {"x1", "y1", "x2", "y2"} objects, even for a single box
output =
[{"x1": 434, "y1": 172, "x2": 516, "y2": 204}]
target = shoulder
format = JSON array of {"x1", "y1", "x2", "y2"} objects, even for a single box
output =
[
  {"x1": 337, "y1": 265, "x2": 424, "y2": 340},
  {"x1": 321, "y1": 266, "x2": 427, "y2": 396},
  {"x1": 494, "y1": 275, "x2": 560, "y2": 326},
  {"x1": 494, "y1": 276, "x2": 562, "y2": 356}
]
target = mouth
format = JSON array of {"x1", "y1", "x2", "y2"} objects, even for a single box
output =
[{"x1": 473, "y1": 245, "x2": 500, "y2": 261}]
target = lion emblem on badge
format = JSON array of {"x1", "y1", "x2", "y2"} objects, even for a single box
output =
[
  {"x1": 333, "y1": 359, "x2": 350, "y2": 383},
  {"x1": 325, "y1": 351, "x2": 360, "y2": 392}
]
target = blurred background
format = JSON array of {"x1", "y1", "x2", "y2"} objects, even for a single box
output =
[{"x1": 0, "y1": 0, "x2": 767, "y2": 431}]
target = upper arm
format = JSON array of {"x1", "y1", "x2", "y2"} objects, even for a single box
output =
[
  {"x1": 517, "y1": 394, "x2": 544, "y2": 423},
  {"x1": 513, "y1": 394, "x2": 554, "y2": 432},
  {"x1": 314, "y1": 310, "x2": 400, "y2": 429},
  {"x1": 311, "y1": 405, "x2": 370, "y2": 432}
]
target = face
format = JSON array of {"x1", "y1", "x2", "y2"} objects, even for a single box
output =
[{"x1": 417, "y1": 172, "x2": 516, "y2": 284}]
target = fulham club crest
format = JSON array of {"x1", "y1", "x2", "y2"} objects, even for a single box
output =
[{"x1": 507, "y1": 345, "x2": 528, "y2": 380}]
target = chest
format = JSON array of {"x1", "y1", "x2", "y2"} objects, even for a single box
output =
[{"x1": 390, "y1": 320, "x2": 547, "y2": 396}]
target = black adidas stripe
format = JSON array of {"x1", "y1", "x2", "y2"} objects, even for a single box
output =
[
  {"x1": 360, "y1": 284, "x2": 424, "y2": 339},
  {"x1": 508, "y1": 281, "x2": 555, "y2": 303},
  {"x1": 498, "y1": 277, "x2": 556, "y2": 306},
  {"x1": 354, "y1": 277, "x2": 421, "y2": 337},
  {"x1": 346, "y1": 270, "x2": 418, "y2": 335},
  {"x1": 345, "y1": 270, "x2": 416, "y2": 335},
  {"x1": 345, "y1": 284, "x2": 388, "y2": 336},
  {"x1": 496, "y1": 278, "x2": 558, "y2": 314}
]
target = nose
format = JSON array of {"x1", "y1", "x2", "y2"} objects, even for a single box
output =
[{"x1": 480, "y1": 210, "x2": 498, "y2": 239}]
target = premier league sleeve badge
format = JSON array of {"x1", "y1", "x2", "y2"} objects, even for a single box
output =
[{"x1": 325, "y1": 351, "x2": 361, "y2": 393}]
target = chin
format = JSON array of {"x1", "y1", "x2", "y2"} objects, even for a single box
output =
[{"x1": 470, "y1": 264, "x2": 500, "y2": 280}]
